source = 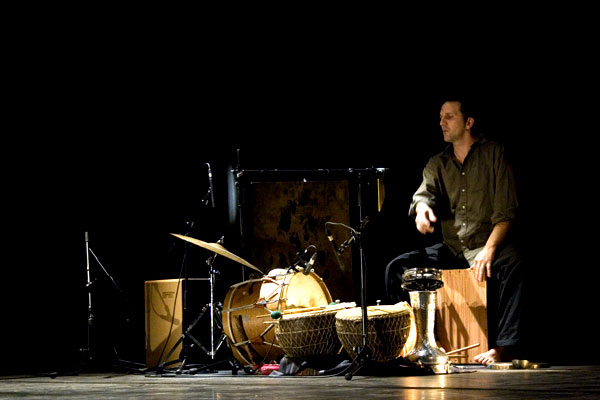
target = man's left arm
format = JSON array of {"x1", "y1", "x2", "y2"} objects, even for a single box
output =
[
  {"x1": 472, "y1": 221, "x2": 512, "y2": 282},
  {"x1": 472, "y1": 144, "x2": 518, "y2": 282}
]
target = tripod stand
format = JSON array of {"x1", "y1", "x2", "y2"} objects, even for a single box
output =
[
  {"x1": 155, "y1": 239, "x2": 228, "y2": 375},
  {"x1": 80, "y1": 232, "x2": 145, "y2": 373}
]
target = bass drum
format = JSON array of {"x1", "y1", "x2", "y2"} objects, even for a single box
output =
[{"x1": 222, "y1": 269, "x2": 332, "y2": 368}]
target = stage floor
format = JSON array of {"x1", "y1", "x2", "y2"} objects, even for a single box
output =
[{"x1": 2, "y1": 365, "x2": 599, "y2": 399}]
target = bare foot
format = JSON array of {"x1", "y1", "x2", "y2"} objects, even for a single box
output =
[{"x1": 473, "y1": 347, "x2": 508, "y2": 365}]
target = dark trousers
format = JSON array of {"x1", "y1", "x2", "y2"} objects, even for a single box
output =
[{"x1": 385, "y1": 242, "x2": 525, "y2": 348}]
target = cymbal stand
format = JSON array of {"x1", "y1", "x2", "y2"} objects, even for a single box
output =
[
  {"x1": 204, "y1": 243, "x2": 227, "y2": 360},
  {"x1": 156, "y1": 242, "x2": 227, "y2": 375}
]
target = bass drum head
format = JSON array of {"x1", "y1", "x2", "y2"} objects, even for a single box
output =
[
  {"x1": 222, "y1": 279, "x2": 283, "y2": 367},
  {"x1": 222, "y1": 270, "x2": 333, "y2": 368},
  {"x1": 260, "y1": 268, "x2": 333, "y2": 311}
]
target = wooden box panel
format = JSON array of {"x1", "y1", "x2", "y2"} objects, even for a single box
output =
[
  {"x1": 144, "y1": 278, "x2": 208, "y2": 368},
  {"x1": 436, "y1": 269, "x2": 488, "y2": 362}
]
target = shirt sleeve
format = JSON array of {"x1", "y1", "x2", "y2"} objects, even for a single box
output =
[
  {"x1": 491, "y1": 145, "x2": 519, "y2": 224},
  {"x1": 409, "y1": 157, "x2": 440, "y2": 218}
]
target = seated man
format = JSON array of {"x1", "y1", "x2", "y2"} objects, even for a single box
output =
[{"x1": 385, "y1": 97, "x2": 525, "y2": 365}]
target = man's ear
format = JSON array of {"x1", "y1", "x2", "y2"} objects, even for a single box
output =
[{"x1": 466, "y1": 117, "x2": 474, "y2": 129}]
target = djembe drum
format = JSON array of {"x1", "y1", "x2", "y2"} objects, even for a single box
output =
[
  {"x1": 275, "y1": 303, "x2": 355, "y2": 361},
  {"x1": 335, "y1": 303, "x2": 415, "y2": 362}
]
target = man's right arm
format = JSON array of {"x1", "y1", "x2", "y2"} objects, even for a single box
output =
[
  {"x1": 409, "y1": 159, "x2": 439, "y2": 234},
  {"x1": 415, "y1": 202, "x2": 437, "y2": 234}
]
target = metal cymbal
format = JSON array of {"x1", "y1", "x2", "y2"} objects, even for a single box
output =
[{"x1": 170, "y1": 233, "x2": 263, "y2": 274}]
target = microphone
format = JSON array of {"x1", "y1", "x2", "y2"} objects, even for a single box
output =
[
  {"x1": 326, "y1": 228, "x2": 346, "y2": 272},
  {"x1": 360, "y1": 216, "x2": 370, "y2": 229},
  {"x1": 205, "y1": 163, "x2": 215, "y2": 208},
  {"x1": 338, "y1": 236, "x2": 354, "y2": 254},
  {"x1": 302, "y1": 251, "x2": 317, "y2": 275}
]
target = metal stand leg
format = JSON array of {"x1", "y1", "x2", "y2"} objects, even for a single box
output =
[{"x1": 154, "y1": 243, "x2": 227, "y2": 375}]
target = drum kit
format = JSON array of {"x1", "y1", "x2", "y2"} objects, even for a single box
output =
[{"x1": 168, "y1": 233, "x2": 454, "y2": 376}]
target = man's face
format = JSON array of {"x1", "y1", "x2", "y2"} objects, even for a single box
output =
[{"x1": 440, "y1": 101, "x2": 468, "y2": 143}]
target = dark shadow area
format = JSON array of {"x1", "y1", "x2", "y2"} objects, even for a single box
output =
[{"x1": 4, "y1": 54, "x2": 598, "y2": 375}]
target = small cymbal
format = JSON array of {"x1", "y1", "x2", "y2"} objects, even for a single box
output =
[
  {"x1": 487, "y1": 362, "x2": 513, "y2": 370},
  {"x1": 170, "y1": 233, "x2": 263, "y2": 274}
]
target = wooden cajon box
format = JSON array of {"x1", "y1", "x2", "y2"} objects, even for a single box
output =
[
  {"x1": 436, "y1": 269, "x2": 488, "y2": 362},
  {"x1": 144, "y1": 278, "x2": 207, "y2": 368}
]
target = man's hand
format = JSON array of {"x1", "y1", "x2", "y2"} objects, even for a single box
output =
[
  {"x1": 469, "y1": 221, "x2": 511, "y2": 282},
  {"x1": 471, "y1": 246, "x2": 495, "y2": 282},
  {"x1": 415, "y1": 203, "x2": 437, "y2": 234}
]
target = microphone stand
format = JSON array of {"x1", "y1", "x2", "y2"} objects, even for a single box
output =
[
  {"x1": 81, "y1": 232, "x2": 93, "y2": 367},
  {"x1": 233, "y1": 149, "x2": 246, "y2": 283},
  {"x1": 326, "y1": 219, "x2": 374, "y2": 380},
  {"x1": 79, "y1": 232, "x2": 144, "y2": 373},
  {"x1": 326, "y1": 174, "x2": 373, "y2": 380},
  {"x1": 340, "y1": 221, "x2": 370, "y2": 380}
]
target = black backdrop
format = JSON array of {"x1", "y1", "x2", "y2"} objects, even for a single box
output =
[{"x1": 5, "y1": 55, "x2": 599, "y2": 374}]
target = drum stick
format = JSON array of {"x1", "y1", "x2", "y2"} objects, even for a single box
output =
[
  {"x1": 283, "y1": 306, "x2": 325, "y2": 314},
  {"x1": 256, "y1": 306, "x2": 326, "y2": 318},
  {"x1": 445, "y1": 343, "x2": 480, "y2": 355}
]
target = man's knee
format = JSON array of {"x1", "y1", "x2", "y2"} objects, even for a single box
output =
[
  {"x1": 385, "y1": 254, "x2": 413, "y2": 303},
  {"x1": 494, "y1": 243, "x2": 525, "y2": 280}
]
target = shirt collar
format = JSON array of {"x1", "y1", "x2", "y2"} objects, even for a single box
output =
[{"x1": 441, "y1": 135, "x2": 487, "y2": 158}]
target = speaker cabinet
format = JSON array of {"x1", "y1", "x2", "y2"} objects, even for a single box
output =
[{"x1": 144, "y1": 278, "x2": 209, "y2": 368}]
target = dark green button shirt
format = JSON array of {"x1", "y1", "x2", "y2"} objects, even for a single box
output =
[{"x1": 409, "y1": 137, "x2": 518, "y2": 255}]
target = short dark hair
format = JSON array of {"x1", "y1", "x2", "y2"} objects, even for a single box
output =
[{"x1": 443, "y1": 97, "x2": 477, "y2": 122}]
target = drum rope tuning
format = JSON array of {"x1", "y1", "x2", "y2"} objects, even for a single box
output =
[{"x1": 222, "y1": 267, "x2": 333, "y2": 369}]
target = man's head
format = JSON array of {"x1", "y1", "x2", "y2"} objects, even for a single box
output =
[{"x1": 440, "y1": 99, "x2": 476, "y2": 143}]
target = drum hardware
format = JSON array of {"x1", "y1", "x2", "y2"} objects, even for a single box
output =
[
  {"x1": 402, "y1": 268, "x2": 450, "y2": 374},
  {"x1": 155, "y1": 300, "x2": 227, "y2": 374},
  {"x1": 156, "y1": 235, "x2": 242, "y2": 375}
]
